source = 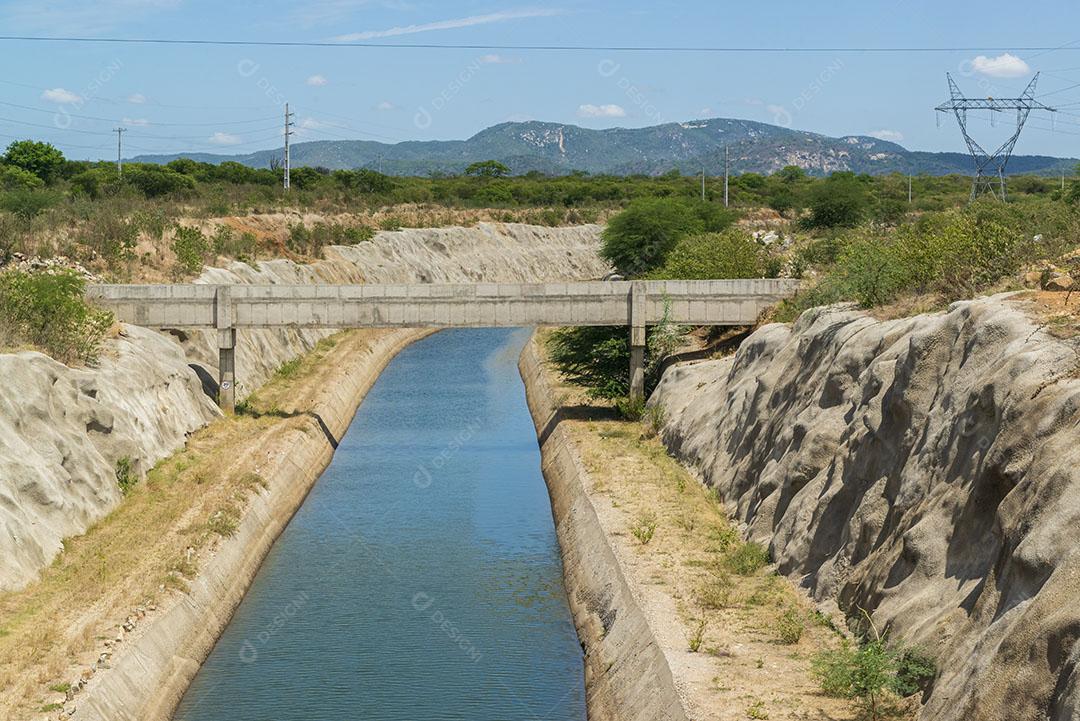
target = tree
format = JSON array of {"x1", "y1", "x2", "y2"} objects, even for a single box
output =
[
  {"x1": 0, "y1": 189, "x2": 58, "y2": 224},
  {"x1": 3, "y1": 140, "x2": 65, "y2": 184},
  {"x1": 465, "y1": 160, "x2": 510, "y2": 177},
  {"x1": 601, "y1": 197, "x2": 735, "y2": 276},
  {"x1": 805, "y1": 172, "x2": 869, "y2": 228}
]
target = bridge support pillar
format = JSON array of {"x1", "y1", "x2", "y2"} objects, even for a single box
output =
[
  {"x1": 218, "y1": 329, "x2": 237, "y2": 414},
  {"x1": 215, "y1": 285, "x2": 236, "y2": 414},
  {"x1": 629, "y1": 281, "x2": 646, "y2": 402}
]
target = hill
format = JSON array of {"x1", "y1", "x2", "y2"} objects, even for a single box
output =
[{"x1": 131, "y1": 117, "x2": 1077, "y2": 177}]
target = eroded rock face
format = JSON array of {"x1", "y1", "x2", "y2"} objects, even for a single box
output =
[
  {"x1": 652, "y1": 296, "x2": 1080, "y2": 721},
  {"x1": 0, "y1": 223, "x2": 609, "y2": 591}
]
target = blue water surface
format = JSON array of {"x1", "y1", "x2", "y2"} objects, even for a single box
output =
[{"x1": 174, "y1": 328, "x2": 585, "y2": 721}]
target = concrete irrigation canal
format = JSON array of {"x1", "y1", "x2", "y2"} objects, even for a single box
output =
[{"x1": 172, "y1": 328, "x2": 586, "y2": 721}]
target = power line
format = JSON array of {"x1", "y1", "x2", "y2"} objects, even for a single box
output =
[{"x1": 3, "y1": 35, "x2": 1080, "y2": 53}]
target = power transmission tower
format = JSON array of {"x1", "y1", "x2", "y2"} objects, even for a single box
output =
[
  {"x1": 935, "y1": 73, "x2": 1055, "y2": 202},
  {"x1": 113, "y1": 127, "x2": 126, "y2": 177},
  {"x1": 723, "y1": 145, "x2": 730, "y2": 208},
  {"x1": 283, "y1": 103, "x2": 294, "y2": 190}
]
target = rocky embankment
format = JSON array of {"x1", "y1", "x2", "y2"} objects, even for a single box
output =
[
  {"x1": 0, "y1": 223, "x2": 608, "y2": 592},
  {"x1": 651, "y1": 295, "x2": 1080, "y2": 721}
]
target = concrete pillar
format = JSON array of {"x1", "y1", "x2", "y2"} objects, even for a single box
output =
[
  {"x1": 629, "y1": 281, "x2": 647, "y2": 402},
  {"x1": 218, "y1": 328, "x2": 237, "y2": 413},
  {"x1": 215, "y1": 286, "x2": 236, "y2": 413}
]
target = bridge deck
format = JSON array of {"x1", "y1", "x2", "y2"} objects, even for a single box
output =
[
  {"x1": 86, "y1": 279, "x2": 799, "y2": 409},
  {"x1": 86, "y1": 279, "x2": 800, "y2": 329}
]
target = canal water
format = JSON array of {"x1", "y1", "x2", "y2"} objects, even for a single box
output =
[{"x1": 174, "y1": 328, "x2": 586, "y2": 721}]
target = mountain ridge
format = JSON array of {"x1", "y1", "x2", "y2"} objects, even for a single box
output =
[{"x1": 130, "y1": 117, "x2": 1076, "y2": 177}]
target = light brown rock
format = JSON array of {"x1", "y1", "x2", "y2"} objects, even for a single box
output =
[{"x1": 651, "y1": 295, "x2": 1080, "y2": 721}]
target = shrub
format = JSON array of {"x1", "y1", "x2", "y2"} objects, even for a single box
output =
[
  {"x1": 0, "y1": 269, "x2": 114, "y2": 363},
  {"x1": 124, "y1": 165, "x2": 196, "y2": 198},
  {"x1": 0, "y1": 189, "x2": 58, "y2": 224},
  {"x1": 812, "y1": 620, "x2": 936, "y2": 721},
  {"x1": 601, "y1": 197, "x2": 734, "y2": 276},
  {"x1": 547, "y1": 326, "x2": 629, "y2": 399},
  {"x1": 172, "y1": 225, "x2": 209, "y2": 275},
  {"x1": 630, "y1": 511, "x2": 658, "y2": 545},
  {"x1": 726, "y1": 541, "x2": 769, "y2": 575},
  {"x1": 776, "y1": 608, "x2": 806, "y2": 644},
  {"x1": 654, "y1": 229, "x2": 764, "y2": 280},
  {"x1": 805, "y1": 172, "x2": 869, "y2": 228},
  {"x1": 0, "y1": 165, "x2": 44, "y2": 191}
]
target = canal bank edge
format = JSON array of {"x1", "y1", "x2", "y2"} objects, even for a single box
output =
[
  {"x1": 71, "y1": 329, "x2": 432, "y2": 721},
  {"x1": 519, "y1": 333, "x2": 690, "y2": 721}
]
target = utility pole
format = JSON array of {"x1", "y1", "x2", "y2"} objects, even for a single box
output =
[
  {"x1": 701, "y1": 166, "x2": 706, "y2": 202},
  {"x1": 283, "y1": 103, "x2": 294, "y2": 191},
  {"x1": 908, "y1": 174, "x2": 913, "y2": 203},
  {"x1": 113, "y1": 127, "x2": 126, "y2": 177},
  {"x1": 723, "y1": 145, "x2": 730, "y2": 208}
]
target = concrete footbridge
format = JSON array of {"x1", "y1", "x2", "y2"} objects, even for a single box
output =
[{"x1": 87, "y1": 279, "x2": 800, "y2": 411}]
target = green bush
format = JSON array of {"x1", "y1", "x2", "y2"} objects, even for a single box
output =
[
  {"x1": 0, "y1": 165, "x2": 45, "y2": 191},
  {"x1": 653, "y1": 229, "x2": 764, "y2": 279},
  {"x1": 812, "y1": 635, "x2": 934, "y2": 720},
  {"x1": 726, "y1": 541, "x2": 770, "y2": 575},
  {"x1": 805, "y1": 172, "x2": 869, "y2": 228},
  {"x1": 116, "y1": 457, "x2": 137, "y2": 495},
  {"x1": 0, "y1": 269, "x2": 113, "y2": 364},
  {"x1": 172, "y1": 225, "x2": 209, "y2": 275},
  {"x1": 0, "y1": 189, "x2": 58, "y2": 224},
  {"x1": 124, "y1": 165, "x2": 196, "y2": 198},
  {"x1": 601, "y1": 197, "x2": 735, "y2": 276}
]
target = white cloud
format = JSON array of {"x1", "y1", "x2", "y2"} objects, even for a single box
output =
[
  {"x1": 334, "y1": 8, "x2": 562, "y2": 41},
  {"x1": 375, "y1": 101, "x2": 396, "y2": 111},
  {"x1": 306, "y1": 74, "x2": 329, "y2": 86},
  {"x1": 479, "y1": 54, "x2": 521, "y2": 65},
  {"x1": 40, "y1": 87, "x2": 81, "y2": 104},
  {"x1": 122, "y1": 117, "x2": 150, "y2": 127},
  {"x1": 208, "y1": 132, "x2": 242, "y2": 145},
  {"x1": 970, "y1": 53, "x2": 1030, "y2": 79},
  {"x1": 867, "y1": 129, "x2": 904, "y2": 142},
  {"x1": 128, "y1": 93, "x2": 147, "y2": 104},
  {"x1": 577, "y1": 103, "x2": 627, "y2": 119}
]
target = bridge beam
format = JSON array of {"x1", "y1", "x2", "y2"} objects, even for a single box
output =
[
  {"x1": 215, "y1": 286, "x2": 236, "y2": 413},
  {"x1": 629, "y1": 282, "x2": 646, "y2": 402}
]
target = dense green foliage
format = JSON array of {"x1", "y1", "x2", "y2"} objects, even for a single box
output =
[
  {"x1": 2, "y1": 140, "x2": 66, "y2": 184},
  {"x1": 652, "y1": 229, "x2": 765, "y2": 280},
  {"x1": 805, "y1": 171, "x2": 870, "y2": 228},
  {"x1": 0, "y1": 269, "x2": 113, "y2": 364},
  {"x1": 785, "y1": 198, "x2": 1076, "y2": 315},
  {"x1": 600, "y1": 197, "x2": 736, "y2": 274},
  {"x1": 812, "y1": 634, "x2": 935, "y2": 721}
]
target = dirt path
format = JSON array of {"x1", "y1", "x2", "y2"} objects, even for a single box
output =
[{"x1": 534, "y1": 331, "x2": 859, "y2": 721}]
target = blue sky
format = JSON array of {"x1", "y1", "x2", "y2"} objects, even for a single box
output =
[{"x1": 3, "y1": 0, "x2": 1080, "y2": 161}]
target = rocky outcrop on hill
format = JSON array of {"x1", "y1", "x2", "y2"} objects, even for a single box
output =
[
  {"x1": 651, "y1": 295, "x2": 1080, "y2": 721},
  {"x1": 0, "y1": 223, "x2": 608, "y2": 592}
]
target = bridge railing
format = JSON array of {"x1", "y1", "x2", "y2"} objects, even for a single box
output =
[{"x1": 86, "y1": 279, "x2": 800, "y2": 409}]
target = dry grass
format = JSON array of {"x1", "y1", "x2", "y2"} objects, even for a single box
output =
[
  {"x1": 537, "y1": 330, "x2": 859, "y2": 721},
  {"x1": 0, "y1": 329, "x2": 387, "y2": 719}
]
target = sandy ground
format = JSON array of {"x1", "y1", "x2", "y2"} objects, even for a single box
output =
[
  {"x1": 536, "y1": 333, "x2": 862, "y2": 721},
  {"x1": 0, "y1": 329, "x2": 392, "y2": 720}
]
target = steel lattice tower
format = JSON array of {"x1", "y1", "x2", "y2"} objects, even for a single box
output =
[{"x1": 935, "y1": 73, "x2": 1056, "y2": 201}]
